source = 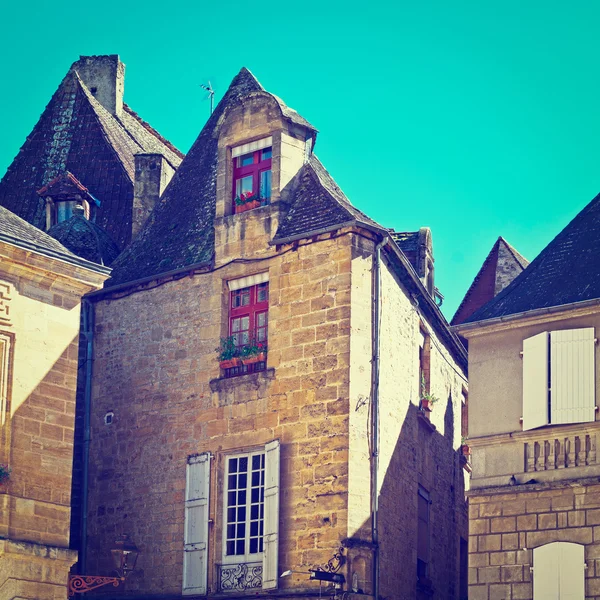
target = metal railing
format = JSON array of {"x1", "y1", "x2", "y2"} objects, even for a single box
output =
[{"x1": 217, "y1": 562, "x2": 263, "y2": 592}]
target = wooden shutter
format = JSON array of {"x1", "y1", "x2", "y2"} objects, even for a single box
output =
[
  {"x1": 262, "y1": 439, "x2": 280, "y2": 589},
  {"x1": 523, "y1": 332, "x2": 549, "y2": 431},
  {"x1": 533, "y1": 542, "x2": 584, "y2": 600},
  {"x1": 183, "y1": 453, "x2": 210, "y2": 596},
  {"x1": 551, "y1": 328, "x2": 595, "y2": 425}
]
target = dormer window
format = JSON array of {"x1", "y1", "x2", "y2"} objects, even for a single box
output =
[
  {"x1": 232, "y1": 137, "x2": 272, "y2": 214},
  {"x1": 36, "y1": 171, "x2": 98, "y2": 229}
]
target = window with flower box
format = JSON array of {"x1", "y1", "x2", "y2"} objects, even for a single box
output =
[
  {"x1": 219, "y1": 275, "x2": 269, "y2": 378},
  {"x1": 232, "y1": 138, "x2": 272, "y2": 214}
]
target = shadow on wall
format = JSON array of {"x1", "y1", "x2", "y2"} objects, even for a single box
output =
[
  {"x1": 373, "y1": 397, "x2": 468, "y2": 600},
  {"x1": 2, "y1": 338, "x2": 79, "y2": 548}
]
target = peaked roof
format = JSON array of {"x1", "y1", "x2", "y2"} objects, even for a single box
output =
[
  {"x1": 37, "y1": 171, "x2": 98, "y2": 204},
  {"x1": 0, "y1": 59, "x2": 183, "y2": 251},
  {"x1": 452, "y1": 237, "x2": 528, "y2": 325},
  {"x1": 0, "y1": 204, "x2": 76, "y2": 257},
  {"x1": 107, "y1": 68, "x2": 385, "y2": 287},
  {"x1": 48, "y1": 213, "x2": 120, "y2": 266},
  {"x1": 465, "y1": 195, "x2": 600, "y2": 323}
]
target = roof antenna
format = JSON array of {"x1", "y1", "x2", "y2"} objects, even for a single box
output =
[{"x1": 200, "y1": 82, "x2": 215, "y2": 115}]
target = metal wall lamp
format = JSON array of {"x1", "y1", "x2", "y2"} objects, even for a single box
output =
[{"x1": 68, "y1": 535, "x2": 140, "y2": 596}]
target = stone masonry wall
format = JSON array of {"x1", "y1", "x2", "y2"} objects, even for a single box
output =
[
  {"x1": 469, "y1": 481, "x2": 600, "y2": 600},
  {"x1": 376, "y1": 256, "x2": 469, "y2": 599},
  {"x1": 87, "y1": 231, "x2": 357, "y2": 596}
]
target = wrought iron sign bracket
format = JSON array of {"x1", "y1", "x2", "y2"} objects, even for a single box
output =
[{"x1": 68, "y1": 574, "x2": 124, "y2": 596}]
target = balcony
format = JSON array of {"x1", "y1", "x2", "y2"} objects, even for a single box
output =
[
  {"x1": 217, "y1": 562, "x2": 263, "y2": 592},
  {"x1": 525, "y1": 433, "x2": 597, "y2": 472}
]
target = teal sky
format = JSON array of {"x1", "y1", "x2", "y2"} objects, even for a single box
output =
[{"x1": 1, "y1": 1, "x2": 598, "y2": 319}]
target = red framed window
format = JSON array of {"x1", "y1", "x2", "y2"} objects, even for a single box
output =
[
  {"x1": 232, "y1": 147, "x2": 272, "y2": 214},
  {"x1": 230, "y1": 282, "x2": 269, "y2": 349}
]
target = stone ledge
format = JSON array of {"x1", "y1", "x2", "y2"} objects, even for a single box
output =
[{"x1": 210, "y1": 367, "x2": 276, "y2": 394}]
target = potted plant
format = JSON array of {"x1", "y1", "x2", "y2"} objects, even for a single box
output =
[
  {"x1": 240, "y1": 341, "x2": 267, "y2": 366},
  {"x1": 0, "y1": 464, "x2": 11, "y2": 486},
  {"x1": 235, "y1": 192, "x2": 262, "y2": 213},
  {"x1": 217, "y1": 336, "x2": 241, "y2": 369},
  {"x1": 420, "y1": 374, "x2": 439, "y2": 412},
  {"x1": 460, "y1": 437, "x2": 471, "y2": 456}
]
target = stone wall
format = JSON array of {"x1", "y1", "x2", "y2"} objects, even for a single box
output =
[
  {"x1": 469, "y1": 481, "x2": 600, "y2": 600},
  {"x1": 87, "y1": 231, "x2": 357, "y2": 596},
  {"x1": 0, "y1": 240, "x2": 106, "y2": 599}
]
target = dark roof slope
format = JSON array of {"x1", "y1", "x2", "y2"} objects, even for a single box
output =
[
  {"x1": 0, "y1": 61, "x2": 182, "y2": 251},
  {"x1": 48, "y1": 214, "x2": 120, "y2": 266},
  {"x1": 392, "y1": 231, "x2": 419, "y2": 254},
  {"x1": 0, "y1": 204, "x2": 76, "y2": 257},
  {"x1": 273, "y1": 155, "x2": 383, "y2": 242},
  {"x1": 452, "y1": 237, "x2": 529, "y2": 325},
  {"x1": 466, "y1": 196, "x2": 600, "y2": 323},
  {"x1": 108, "y1": 68, "x2": 383, "y2": 287}
]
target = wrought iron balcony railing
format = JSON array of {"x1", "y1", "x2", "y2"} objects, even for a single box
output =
[{"x1": 217, "y1": 562, "x2": 263, "y2": 592}]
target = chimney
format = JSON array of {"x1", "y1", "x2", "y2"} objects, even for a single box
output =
[
  {"x1": 132, "y1": 154, "x2": 174, "y2": 238},
  {"x1": 74, "y1": 55, "x2": 125, "y2": 118}
]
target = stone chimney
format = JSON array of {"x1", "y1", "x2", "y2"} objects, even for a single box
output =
[
  {"x1": 74, "y1": 55, "x2": 125, "y2": 118},
  {"x1": 132, "y1": 154, "x2": 175, "y2": 238}
]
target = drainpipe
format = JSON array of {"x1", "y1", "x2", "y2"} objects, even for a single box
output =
[
  {"x1": 80, "y1": 298, "x2": 95, "y2": 573},
  {"x1": 371, "y1": 237, "x2": 386, "y2": 600}
]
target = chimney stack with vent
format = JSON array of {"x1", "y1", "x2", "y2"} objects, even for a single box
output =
[
  {"x1": 74, "y1": 55, "x2": 125, "y2": 118},
  {"x1": 132, "y1": 154, "x2": 174, "y2": 238}
]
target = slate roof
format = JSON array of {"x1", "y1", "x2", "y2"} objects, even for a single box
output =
[
  {"x1": 391, "y1": 231, "x2": 419, "y2": 254},
  {"x1": 0, "y1": 204, "x2": 76, "y2": 257},
  {"x1": 48, "y1": 213, "x2": 120, "y2": 266},
  {"x1": 0, "y1": 59, "x2": 183, "y2": 251},
  {"x1": 108, "y1": 68, "x2": 385, "y2": 287},
  {"x1": 465, "y1": 195, "x2": 600, "y2": 323},
  {"x1": 452, "y1": 237, "x2": 529, "y2": 326}
]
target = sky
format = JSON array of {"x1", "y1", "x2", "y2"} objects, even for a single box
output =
[{"x1": 1, "y1": 1, "x2": 598, "y2": 319}]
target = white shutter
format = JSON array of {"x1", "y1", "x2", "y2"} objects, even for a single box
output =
[
  {"x1": 262, "y1": 439, "x2": 280, "y2": 589},
  {"x1": 558, "y1": 542, "x2": 585, "y2": 599},
  {"x1": 523, "y1": 332, "x2": 549, "y2": 431},
  {"x1": 551, "y1": 328, "x2": 595, "y2": 425},
  {"x1": 533, "y1": 543, "x2": 560, "y2": 600},
  {"x1": 533, "y1": 542, "x2": 585, "y2": 600},
  {"x1": 183, "y1": 453, "x2": 211, "y2": 596}
]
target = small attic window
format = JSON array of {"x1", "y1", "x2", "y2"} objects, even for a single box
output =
[{"x1": 232, "y1": 137, "x2": 272, "y2": 214}]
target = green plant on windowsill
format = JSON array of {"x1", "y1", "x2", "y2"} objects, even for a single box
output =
[
  {"x1": 240, "y1": 340, "x2": 268, "y2": 365},
  {"x1": 420, "y1": 373, "x2": 440, "y2": 411},
  {"x1": 217, "y1": 336, "x2": 240, "y2": 368},
  {"x1": 0, "y1": 464, "x2": 11, "y2": 485}
]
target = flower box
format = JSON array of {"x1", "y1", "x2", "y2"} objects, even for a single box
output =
[
  {"x1": 237, "y1": 199, "x2": 261, "y2": 213},
  {"x1": 460, "y1": 444, "x2": 471, "y2": 456},
  {"x1": 421, "y1": 399, "x2": 433, "y2": 412},
  {"x1": 241, "y1": 352, "x2": 266, "y2": 366},
  {"x1": 220, "y1": 357, "x2": 241, "y2": 369}
]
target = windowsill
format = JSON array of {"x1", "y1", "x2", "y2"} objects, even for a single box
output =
[{"x1": 210, "y1": 367, "x2": 275, "y2": 393}]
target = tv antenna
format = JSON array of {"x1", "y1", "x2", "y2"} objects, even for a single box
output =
[{"x1": 200, "y1": 81, "x2": 215, "y2": 115}]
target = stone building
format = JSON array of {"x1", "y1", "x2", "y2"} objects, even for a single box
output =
[
  {"x1": 0, "y1": 54, "x2": 183, "y2": 255},
  {"x1": 78, "y1": 67, "x2": 470, "y2": 599},
  {"x1": 0, "y1": 206, "x2": 108, "y2": 599},
  {"x1": 456, "y1": 194, "x2": 600, "y2": 599}
]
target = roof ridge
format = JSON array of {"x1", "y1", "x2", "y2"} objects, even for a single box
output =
[
  {"x1": 122, "y1": 104, "x2": 184, "y2": 159},
  {"x1": 73, "y1": 72, "x2": 141, "y2": 182}
]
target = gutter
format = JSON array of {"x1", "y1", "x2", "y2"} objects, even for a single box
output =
[
  {"x1": 370, "y1": 236, "x2": 386, "y2": 600},
  {"x1": 80, "y1": 299, "x2": 95, "y2": 573},
  {"x1": 85, "y1": 260, "x2": 213, "y2": 299},
  {"x1": 0, "y1": 233, "x2": 111, "y2": 275},
  {"x1": 454, "y1": 297, "x2": 600, "y2": 334}
]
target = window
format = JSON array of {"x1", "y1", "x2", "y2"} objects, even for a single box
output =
[
  {"x1": 522, "y1": 328, "x2": 595, "y2": 431},
  {"x1": 232, "y1": 139, "x2": 272, "y2": 214},
  {"x1": 221, "y1": 275, "x2": 269, "y2": 378},
  {"x1": 533, "y1": 542, "x2": 584, "y2": 599},
  {"x1": 417, "y1": 486, "x2": 430, "y2": 585},
  {"x1": 182, "y1": 441, "x2": 280, "y2": 595},
  {"x1": 223, "y1": 451, "x2": 265, "y2": 560}
]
